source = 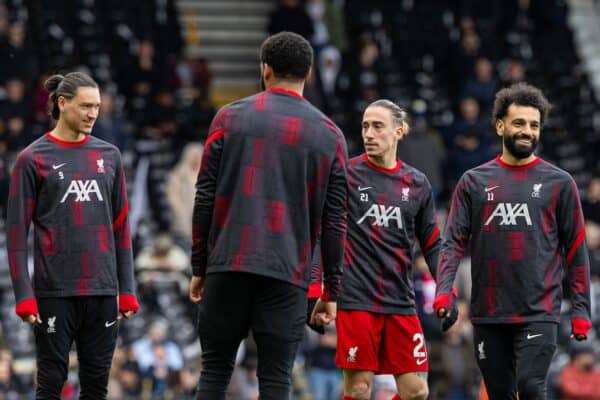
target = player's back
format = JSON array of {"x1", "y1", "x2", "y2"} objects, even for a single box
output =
[{"x1": 203, "y1": 88, "x2": 347, "y2": 288}]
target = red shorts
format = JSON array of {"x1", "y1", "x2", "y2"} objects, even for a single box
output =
[{"x1": 335, "y1": 310, "x2": 428, "y2": 374}]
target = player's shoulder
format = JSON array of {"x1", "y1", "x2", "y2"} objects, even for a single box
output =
[
  {"x1": 88, "y1": 136, "x2": 122, "y2": 155},
  {"x1": 14, "y1": 134, "x2": 47, "y2": 164},
  {"x1": 400, "y1": 161, "x2": 429, "y2": 182},
  {"x1": 537, "y1": 157, "x2": 574, "y2": 183}
]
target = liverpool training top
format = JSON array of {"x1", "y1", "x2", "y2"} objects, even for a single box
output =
[
  {"x1": 7, "y1": 133, "x2": 135, "y2": 313},
  {"x1": 436, "y1": 156, "x2": 591, "y2": 324},
  {"x1": 192, "y1": 88, "x2": 348, "y2": 300},
  {"x1": 337, "y1": 154, "x2": 441, "y2": 314}
]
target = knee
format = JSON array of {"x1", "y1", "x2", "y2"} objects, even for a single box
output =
[
  {"x1": 402, "y1": 384, "x2": 429, "y2": 400},
  {"x1": 348, "y1": 381, "x2": 371, "y2": 400},
  {"x1": 518, "y1": 377, "x2": 545, "y2": 399}
]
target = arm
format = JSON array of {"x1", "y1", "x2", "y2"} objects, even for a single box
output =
[
  {"x1": 415, "y1": 177, "x2": 441, "y2": 279},
  {"x1": 191, "y1": 108, "x2": 226, "y2": 278},
  {"x1": 319, "y1": 132, "x2": 348, "y2": 303},
  {"x1": 112, "y1": 153, "x2": 139, "y2": 316},
  {"x1": 7, "y1": 150, "x2": 39, "y2": 321},
  {"x1": 433, "y1": 174, "x2": 472, "y2": 316},
  {"x1": 558, "y1": 178, "x2": 592, "y2": 339}
]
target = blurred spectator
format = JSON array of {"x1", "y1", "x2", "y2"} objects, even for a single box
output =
[
  {"x1": 444, "y1": 98, "x2": 492, "y2": 187},
  {"x1": 318, "y1": 45, "x2": 342, "y2": 99},
  {"x1": 268, "y1": 0, "x2": 314, "y2": 40},
  {"x1": 305, "y1": 325, "x2": 341, "y2": 400},
  {"x1": 397, "y1": 108, "x2": 446, "y2": 197},
  {"x1": 428, "y1": 302, "x2": 479, "y2": 400},
  {"x1": 0, "y1": 348, "x2": 19, "y2": 399},
  {"x1": 449, "y1": 29, "x2": 482, "y2": 95},
  {"x1": 461, "y1": 57, "x2": 500, "y2": 111},
  {"x1": 92, "y1": 91, "x2": 130, "y2": 150},
  {"x1": 0, "y1": 22, "x2": 37, "y2": 85},
  {"x1": 135, "y1": 234, "x2": 189, "y2": 295},
  {"x1": 306, "y1": 0, "x2": 330, "y2": 54},
  {"x1": 322, "y1": 0, "x2": 347, "y2": 53},
  {"x1": 583, "y1": 176, "x2": 600, "y2": 224},
  {"x1": 166, "y1": 143, "x2": 203, "y2": 246},
  {"x1": 498, "y1": 58, "x2": 526, "y2": 86},
  {"x1": 0, "y1": 79, "x2": 32, "y2": 121},
  {"x1": 558, "y1": 346, "x2": 600, "y2": 400},
  {"x1": 182, "y1": 94, "x2": 216, "y2": 144},
  {"x1": 131, "y1": 319, "x2": 183, "y2": 375}
]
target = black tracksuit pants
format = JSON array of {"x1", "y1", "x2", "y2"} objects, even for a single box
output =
[
  {"x1": 34, "y1": 296, "x2": 118, "y2": 399},
  {"x1": 195, "y1": 272, "x2": 307, "y2": 400}
]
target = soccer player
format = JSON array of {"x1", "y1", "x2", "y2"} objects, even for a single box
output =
[
  {"x1": 189, "y1": 31, "x2": 348, "y2": 400},
  {"x1": 335, "y1": 99, "x2": 452, "y2": 400},
  {"x1": 434, "y1": 82, "x2": 592, "y2": 400},
  {"x1": 6, "y1": 72, "x2": 139, "y2": 399}
]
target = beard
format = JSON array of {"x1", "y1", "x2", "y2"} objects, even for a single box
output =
[{"x1": 503, "y1": 130, "x2": 538, "y2": 159}]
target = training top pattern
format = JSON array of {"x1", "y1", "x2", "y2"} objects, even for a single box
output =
[
  {"x1": 436, "y1": 156, "x2": 591, "y2": 324},
  {"x1": 7, "y1": 133, "x2": 135, "y2": 308},
  {"x1": 192, "y1": 88, "x2": 348, "y2": 300}
]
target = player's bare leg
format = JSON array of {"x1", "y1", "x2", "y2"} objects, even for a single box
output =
[
  {"x1": 342, "y1": 369, "x2": 374, "y2": 400},
  {"x1": 394, "y1": 371, "x2": 429, "y2": 400}
]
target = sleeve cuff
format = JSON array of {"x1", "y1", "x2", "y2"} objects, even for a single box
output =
[
  {"x1": 15, "y1": 298, "x2": 38, "y2": 319},
  {"x1": 433, "y1": 293, "x2": 452, "y2": 312},
  {"x1": 307, "y1": 283, "x2": 322, "y2": 299},
  {"x1": 571, "y1": 318, "x2": 592, "y2": 336},
  {"x1": 320, "y1": 284, "x2": 337, "y2": 302},
  {"x1": 119, "y1": 294, "x2": 140, "y2": 313}
]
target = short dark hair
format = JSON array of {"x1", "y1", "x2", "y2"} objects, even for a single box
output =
[
  {"x1": 260, "y1": 31, "x2": 313, "y2": 82},
  {"x1": 492, "y1": 82, "x2": 551, "y2": 126},
  {"x1": 45, "y1": 72, "x2": 98, "y2": 120}
]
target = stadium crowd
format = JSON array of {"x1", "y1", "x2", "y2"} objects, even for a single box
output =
[{"x1": 0, "y1": 0, "x2": 599, "y2": 399}]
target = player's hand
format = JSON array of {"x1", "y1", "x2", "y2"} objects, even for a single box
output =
[
  {"x1": 571, "y1": 318, "x2": 592, "y2": 341},
  {"x1": 310, "y1": 299, "x2": 336, "y2": 326},
  {"x1": 189, "y1": 276, "x2": 205, "y2": 304},
  {"x1": 441, "y1": 299, "x2": 459, "y2": 332},
  {"x1": 306, "y1": 297, "x2": 325, "y2": 334},
  {"x1": 118, "y1": 311, "x2": 135, "y2": 320},
  {"x1": 433, "y1": 288, "x2": 459, "y2": 331},
  {"x1": 23, "y1": 313, "x2": 42, "y2": 325}
]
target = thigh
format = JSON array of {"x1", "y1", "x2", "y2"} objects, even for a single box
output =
[
  {"x1": 251, "y1": 277, "x2": 307, "y2": 392},
  {"x1": 473, "y1": 324, "x2": 518, "y2": 400},
  {"x1": 380, "y1": 314, "x2": 428, "y2": 374},
  {"x1": 335, "y1": 310, "x2": 384, "y2": 372},
  {"x1": 35, "y1": 297, "x2": 77, "y2": 368},
  {"x1": 76, "y1": 296, "x2": 119, "y2": 365},
  {"x1": 197, "y1": 273, "x2": 252, "y2": 348},
  {"x1": 514, "y1": 322, "x2": 557, "y2": 399}
]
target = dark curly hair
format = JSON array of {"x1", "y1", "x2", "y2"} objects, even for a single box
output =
[
  {"x1": 491, "y1": 82, "x2": 551, "y2": 126},
  {"x1": 45, "y1": 72, "x2": 98, "y2": 120},
  {"x1": 260, "y1": 31, "x2": 313, "y2": 82}
]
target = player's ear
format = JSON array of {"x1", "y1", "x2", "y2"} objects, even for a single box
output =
[
  {"x1": 495, "y1": 118, "x2": 504, "y2": 137},
  {"x1": 57, "y1": 95, "x2": 67, "y2": 113}
]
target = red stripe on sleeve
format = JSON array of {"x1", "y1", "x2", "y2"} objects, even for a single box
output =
[
  {"x1": 566, "y1": 229, "x2": 586, "y2": 264},
  {"x1": 422, "y1": 226, "x2": 440, "y2": 253},
  {"x1": 113, "y1": 201, "x2": 129, "y2": 231},
  {"x1": 205, "y1": 129, "x2": 225, "y2": 149}
]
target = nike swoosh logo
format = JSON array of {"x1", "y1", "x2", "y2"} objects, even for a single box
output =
[
  {"x1": 358, "y1": 186, "x2": 372, "y2": 191},
  {"x1": 52, "y1": 163, "x2": 66, "y2": 170},
  {"x1": 484, "y1": 186, "x2": 499, "y2": 192},
  {"x1": 526, "y1": 333, "x2": 542, "y2": 339},
  {"x1": 416, "y1": 358, "x2": 427, "y2": 365},
  {"x1": 105, "y1": 320, "x2": 117, "y2": 328}
]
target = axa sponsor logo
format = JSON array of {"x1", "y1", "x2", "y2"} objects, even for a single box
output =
[
  {"x1": 357, "y1": 204, "x2": 403, "y2": 228},
  {"x1": 60, "y1": 179, "x2": 104, "y2": 203},
  {"x1": 484, "y1": 202, "x2": 532, "y2": 226}
]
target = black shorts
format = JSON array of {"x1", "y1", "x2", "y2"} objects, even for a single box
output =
[{"x1": 473, "y1": 322, "x2": 558, "y2": 400}]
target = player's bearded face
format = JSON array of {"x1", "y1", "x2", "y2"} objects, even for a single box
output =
[
  {"x1": 62, "y1": 87, "x2": 101, "y2": 135},
  {"x1": 503, "y1": 128, "x2": 538, "y2": 159},
  {"x1": 500, "y1": 104, "x2": 541, "y2": 159}
]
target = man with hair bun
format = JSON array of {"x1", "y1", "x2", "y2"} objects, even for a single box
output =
[
  {"x1": 189, "y1": 31, "x2": 348, "y2": 399},
  {"x1": 334, "y1": 99, "x2": 453, "y2": 400},
  {"x1": 434, "y1": 82, "x2": 592, "y2": 399},
  {"x1": 6, "y1": 71, "x2": 138, "y2": 399}
]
